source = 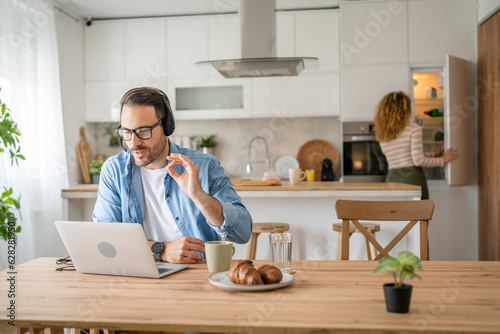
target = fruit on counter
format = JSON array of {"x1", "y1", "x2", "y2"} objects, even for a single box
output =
[{"x1": 424, "y1": 109, "x2": 443, "y2": 117}]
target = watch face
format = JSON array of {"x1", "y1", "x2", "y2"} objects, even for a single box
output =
[{"x1": 151, "y1": 242, "x2": 163, "y2": 254}]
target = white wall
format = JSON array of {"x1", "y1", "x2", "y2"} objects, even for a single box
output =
[
  {"x1": 477, "y1": 0, "x2": 500, "y2": 24},
  {"x1": 87, "y1": 116, "x2": 342, "y2": 180},
  {"x1": 55, "y1": 12, "x2": 86, "y2": 187}
]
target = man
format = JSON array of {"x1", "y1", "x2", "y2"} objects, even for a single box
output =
[{"x1": 93, "y1": 87, "x2": 252, "y2": 263}]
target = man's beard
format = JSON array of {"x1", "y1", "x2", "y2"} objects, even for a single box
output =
[{"x1": 129, "y1": 137, "x2": 168, "y2": 167}]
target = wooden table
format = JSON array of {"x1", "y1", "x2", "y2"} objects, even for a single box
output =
[{"x1": 2, "y1": 258, "x2": 499, "y2": 333}]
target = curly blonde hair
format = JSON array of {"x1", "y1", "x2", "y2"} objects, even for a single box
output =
[{"x1": 374, "y1": 91, "x2": 411, "y2": 142}]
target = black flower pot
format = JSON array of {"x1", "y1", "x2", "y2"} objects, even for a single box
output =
[{"x1": 383, "y1": 283, "x2": 413, "y2": 313}]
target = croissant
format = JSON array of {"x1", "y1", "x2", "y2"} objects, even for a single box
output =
[
  {"x1": 228, "y1": 260, "x2": 264, "y2": 285},
  {"x1": 257, "y1": 264, "x2": 283, "y2": 284}
]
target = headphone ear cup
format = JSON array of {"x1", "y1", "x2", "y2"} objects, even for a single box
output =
[{"x1": 164, "y1": 100, "x2": 175, "y2": 136}]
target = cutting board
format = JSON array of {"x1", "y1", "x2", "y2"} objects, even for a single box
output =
[
  {"x1": 296, "y1": 139, "x2": 339, "y2": 181},
  {"x1": 76, "y1": 127, "x2": 93, "y2": 184},
  {"x1": 231, "y1": 179, "x2": 281, "y2": 187}
]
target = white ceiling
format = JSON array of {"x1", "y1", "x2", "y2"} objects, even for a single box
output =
[{"x1": 57, "y1": 0, "x2": 341, "y2": 20}]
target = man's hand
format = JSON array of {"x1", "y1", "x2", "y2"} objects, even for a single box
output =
[
  {"x1": 166, "y1": 153, "x2": 225, "y2": 226},
  {"x1": 161, "y1": 237, "x2": 205, "y2": 264},
  {"x1": 166, "y1": 153, "x2": 203, "y2": 199}
]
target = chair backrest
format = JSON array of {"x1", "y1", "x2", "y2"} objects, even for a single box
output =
[{"x1": 335, "y1": 200, "x2": 435, "y2": 261}]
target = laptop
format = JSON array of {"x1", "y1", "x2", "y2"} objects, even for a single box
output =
[{"x1": 55, "y1": 221, "x2": 189, "y2": 278}]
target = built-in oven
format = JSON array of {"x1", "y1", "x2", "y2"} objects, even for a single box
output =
[{"x1": 342, "y1": 121, "x2": 388, "y2": 182}]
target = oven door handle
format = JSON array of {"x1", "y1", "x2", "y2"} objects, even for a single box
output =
[{"x1": 343, "y1": 135, "x2": 377, "y2": 142}]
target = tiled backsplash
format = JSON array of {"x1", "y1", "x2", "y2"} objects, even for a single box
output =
[{"x1": 87, "y1": 116, "x2": 341, "y2": 180}]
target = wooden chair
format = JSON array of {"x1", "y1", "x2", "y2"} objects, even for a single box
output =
[
  {"x1": 246, "y1": 223, "x2": 290, "y2": 260},
  {"x1": 334, "y1": 199, "x2": 434, "y2": 261},
  {"x1": 332, "y1": 222, "x2": 381, "y2": 260}
]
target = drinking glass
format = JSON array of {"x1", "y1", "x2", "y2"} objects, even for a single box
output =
[{"x1": 269, "y1": 232, "x2": 292, "y2": 272}]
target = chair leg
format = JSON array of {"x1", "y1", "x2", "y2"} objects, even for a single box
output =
[
  {"x1": 366, "y1": 232, "x2": 378, "y2": 261},
  {"x1": 335, "y1": 231, "x2": 342, "y2": 260},
  {"x1": 245, "y1": 232, "x2": 260, "y2": 260}
]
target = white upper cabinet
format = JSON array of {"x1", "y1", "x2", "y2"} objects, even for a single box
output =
[
  {"x1": 341, "y1": 63, "x2": 409, "y2": 121},
  {"x1": 340, "y1": 1, "x2": 408, "y2": 65},
  {"x1": 85, "y1": 80, "x2": 142, "y2": 122},
  {"x1": 166, "y1": 16, "x2": 209, "y2": 78},
  {"x1": 252, "y1": 74, "x2": 340, "y2": 117},
  {"x1": 124, "y1": 19, "x2": 166, "y2": 83},
  {"x1": 408, "y1": 0, "x2": 477, "y2": 63},
  {"x1": 85, "y1": 21, "x2": 125, "y2": 80},
  {"x1": 275, "y1": 12, "x2": 295, "y2": 57},
  {"x1": 208, "y1": 14, "x2": 241, "y2": 61},
  {"x1": 295, "y1": 10, "x2": 340, "y2": 72}
]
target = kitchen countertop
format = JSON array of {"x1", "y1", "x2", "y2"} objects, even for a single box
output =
[{"x1": 61, "y1": 182, "x2": 421, "y2": 198}]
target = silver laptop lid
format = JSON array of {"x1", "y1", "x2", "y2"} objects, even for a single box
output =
[{"x1": 55, "y1": 221, "x2": 188, "y2": 278}]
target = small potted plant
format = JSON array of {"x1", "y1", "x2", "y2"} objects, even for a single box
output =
[
  {"x1": 105, "y1": 125, "x2": 121, "y2": 147},
  {"x1": 89, "y1": 159, "x2": 104, "y2": 184},
  {"x1": 198, "y1": 135, "x2": 217, "y2": 155},
  {"x1": 373, "y1": 251, "x2": 422, "y2": 313}
]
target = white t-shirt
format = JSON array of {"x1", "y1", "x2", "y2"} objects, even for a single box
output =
[{"x1": 140, "y1": 167, "x2": 183, "y2": 242}]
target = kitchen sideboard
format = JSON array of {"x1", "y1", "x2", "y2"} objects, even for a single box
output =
[{"x1": 61, "y1": 182, "x2": 420, "y2": 260}]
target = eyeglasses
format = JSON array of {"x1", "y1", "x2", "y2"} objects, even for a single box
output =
[{"x1": 115, "y1": 119, "x2": 163, "y2": 141}]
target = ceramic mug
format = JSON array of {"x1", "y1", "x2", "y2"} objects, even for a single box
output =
[
  {"x1": 289, "y1": 168, "x2": 306, "y2": 185},
  {"x1": 205, "y1": 241, "x2": 235, "y2": 273}
]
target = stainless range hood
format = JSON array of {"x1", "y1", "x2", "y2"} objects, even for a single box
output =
[{"x1": 196, "y1": 0, "x2": 318, "y2": 78}]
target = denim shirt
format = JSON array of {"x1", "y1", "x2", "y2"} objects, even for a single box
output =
[{"x1": 92, "y1": 140, "x2": 252, "y2": 244}]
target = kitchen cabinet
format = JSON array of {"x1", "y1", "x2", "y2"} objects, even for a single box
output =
[
  {"x1": 295, "y1": 10, "x2": 340, "y2": 72},
  {"x1": 252, "y1": 74, "x2": 340, "y2": 117},
  {"x1": 408, "y1": 0, "x2": 477, "y2": 64},
  {"x1": 340, "y1": 0, "x2": 408, "y2": 65},
  {"x1": 85, "y1": 21, "x2": 125, "y2": 80},
  {"x1": 275, "y1": 12, "x2": 295, "y2": 57},
  {"x1": 166, "y1": 16, "x2": 209, "y2": 78},
  {"x1": 208, "y1": 14, "x2": 240, "y2": 63},
  {"x1": 341, "y1": 63, "x2": 409, "y2": 121},
  {"x1": 167, "y1": 77, "x2": 252, "y2": 120},
  {"x1": 85, "y1": 80, "x2": 142, "y2": 122},
  {"x1": 124, "y1": 19, "x2": 166, "y2": 81},
  {"x1": 84, "y1": 9, "x2": 341, "y2": 121}
]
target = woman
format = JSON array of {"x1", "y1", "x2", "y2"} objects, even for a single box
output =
[{"x1": 374, "y1": 91, "x2": 458, "y2": 199}]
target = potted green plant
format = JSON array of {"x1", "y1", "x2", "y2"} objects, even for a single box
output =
[
  {"x1": 0, "y1": 87, "x2": 24, "y2": 243},
  {"x1": 105, "y1": 125, "x2": 121, "y2": 147},
  {"x1": 198, "y1": 135, "x2": 217, "y2": 155},
  {"x1": 373, "y1": 251, "x2": 422, "y2": 313},
  {"x1": 89, "y1": 160, "x2": 104, "y2": 184}
]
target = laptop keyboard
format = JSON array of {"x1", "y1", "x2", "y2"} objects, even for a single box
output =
[{"x1": 158, "y1": 267, "x2": 173, "y2": 275}]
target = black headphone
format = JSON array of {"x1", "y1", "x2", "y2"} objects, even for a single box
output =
[
  {"x1": 151, "y1": 87, "x2": 175, "y2": 137},
  {"x1": 118, "y1": 87, "x2": 175, "y2": 151}
]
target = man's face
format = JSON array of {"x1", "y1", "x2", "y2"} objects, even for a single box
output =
[{"x1": 120, "y1": 104, "x2": 168, "y2": 169}]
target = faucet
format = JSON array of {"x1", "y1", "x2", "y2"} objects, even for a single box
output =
[{"x1": 246, "y1": 136, "x2": 270, "y2": 174}]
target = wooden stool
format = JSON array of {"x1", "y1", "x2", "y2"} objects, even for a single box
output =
[
  {"x1": 246, "y1": 223, "x2": 290, "y2": 260},
  {"x1": 332, "y1": 222, "x2": 380, "y2": 260}
]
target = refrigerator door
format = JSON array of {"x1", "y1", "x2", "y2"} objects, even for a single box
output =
[{"x1": 444, "y1": 54, "x2": 476, "y2": 186}]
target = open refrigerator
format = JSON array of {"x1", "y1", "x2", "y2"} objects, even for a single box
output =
[{"x1": 411, "y1": 55, "x2": 475, "y2": 186}]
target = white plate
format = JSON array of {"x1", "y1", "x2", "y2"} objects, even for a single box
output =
[
  {"x1": 208, "y1": 271, "x2": 294, "y2": 292},
  {"x1": 274, "y1": 155, "x2": 299, "y2": 180}
]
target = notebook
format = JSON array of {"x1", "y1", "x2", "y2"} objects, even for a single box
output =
[{"x1": 55, "y1": 221, "x2": 189, "y2": 278}]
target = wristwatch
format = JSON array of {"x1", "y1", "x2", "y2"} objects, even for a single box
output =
[{"x1": 151, "y1": 242, "x2": 164, "y2": 261}]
